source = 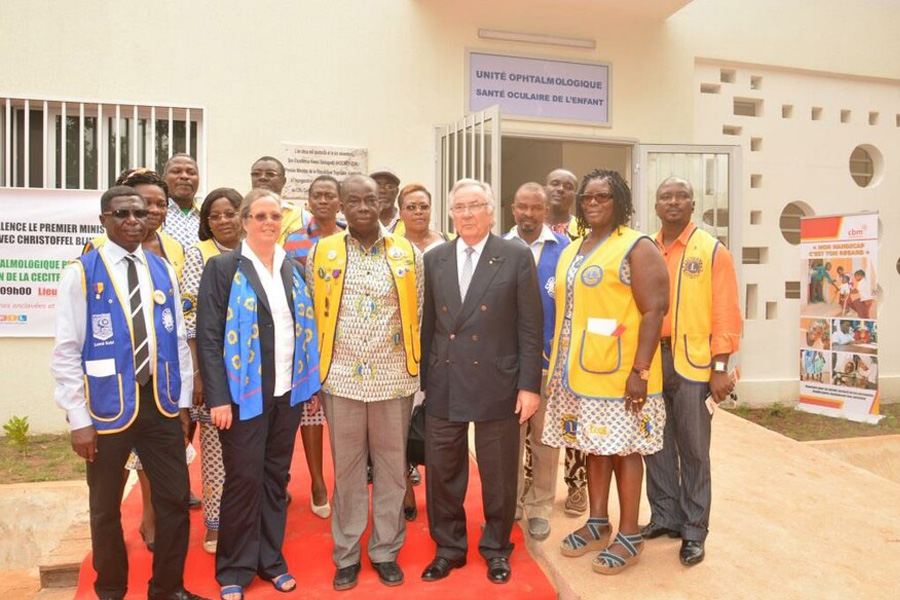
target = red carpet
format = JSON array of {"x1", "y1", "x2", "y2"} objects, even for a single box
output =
[{"x1": 74, "y1": 427, "x2": 556, "y2": 599}]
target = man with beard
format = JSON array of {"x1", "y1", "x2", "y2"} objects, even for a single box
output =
[{"x1": 503, "y1": 182, "x2": 568, "y2": 541}]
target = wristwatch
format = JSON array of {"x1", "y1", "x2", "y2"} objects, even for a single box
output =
[
  {"x1": 713, "y1": 361, "x2": 728, "y2": 373},
  {"x1": 632, "y1": 367, "x2": 650, "y2": 381}
]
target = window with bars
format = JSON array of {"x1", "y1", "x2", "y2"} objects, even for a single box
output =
[{"x1": 0, "y1": 97, "x2": 205, "y2": 191}]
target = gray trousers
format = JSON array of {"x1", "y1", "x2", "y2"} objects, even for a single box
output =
[
  {"x1": 516, "y1": 379, "x2": 559, "y2": 520},
  {"x1": 644, "y1": 345, "x2": 713, "y2": 542},
  {"x1": 322, "y1": 393, "x2": 413, "y2": 567}
]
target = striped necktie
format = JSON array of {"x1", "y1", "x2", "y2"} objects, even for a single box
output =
[{"x1": 125, "y1": 254, "x2": 151, "y2": 386}]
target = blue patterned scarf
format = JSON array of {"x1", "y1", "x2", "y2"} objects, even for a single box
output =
[{"x1": 224, "y1": 263, "x2": 320, "y2": 420}]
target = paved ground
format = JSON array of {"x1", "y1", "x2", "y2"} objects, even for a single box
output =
[{"x1": 516, "y1": 410, "x2": 900, "y2": 600}]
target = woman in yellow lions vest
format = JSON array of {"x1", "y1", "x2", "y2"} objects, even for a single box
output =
[
  {"x1": 542, "y1": 169, "x2": 669, "y2": 575},
  {"x1": 180, "y1": 187, "x2": 243, "y2": 553}
]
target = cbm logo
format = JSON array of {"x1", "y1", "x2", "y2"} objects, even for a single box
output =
[
  {"x1": 847, "y1": 223, "x2": 867, "y2": 237},
  {"x1": 0, "y1": 314, "x2": 27, "y2": 323}
]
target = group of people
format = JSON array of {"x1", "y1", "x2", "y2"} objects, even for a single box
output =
[
  {"x1": 808, "y1": 260, "x2": 875, "y2": 319},
  {"x1": 52, "y1": 155, "x2": 742, "y2": 600}
]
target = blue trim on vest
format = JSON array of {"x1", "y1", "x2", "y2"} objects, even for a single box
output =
[{"x1": 79, "y1": 249, "x2": 181, "y2": 432}]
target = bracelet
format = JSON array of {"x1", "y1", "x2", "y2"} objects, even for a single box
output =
[{"x1": 632, "y1": 362, "x2": 650, "y2": 371}]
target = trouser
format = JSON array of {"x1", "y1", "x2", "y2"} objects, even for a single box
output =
[
  {"x1": 516, "y1": 379, "x2": 559, "y2": 520},
  {"x1": 199, "y1": 421, "x2": 224, "y2": 530},
  {"x1": 322, "y1": 393, "x2": 413, "y2": 567},
  {"x1": 644, "y1": 345, "x2": 713, "y2": 542},
  {"x1": 86, "y1": 383, "x2": 190, "y2": 599},
  {"x1": 425, "y1": 412, "x2": 519, "y2": 561},
  {"x1": 564, "y1": 448, "x2": 587, "y2": 495},
  {"x1": 216, "y1": 392, "x2": 303, "y2": 587}
]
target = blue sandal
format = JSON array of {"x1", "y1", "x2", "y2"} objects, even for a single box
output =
[
  {"x1": 271, "y1": 573, "x2": 296, "y2": 592},
  {"x1": 560, "y1": 517, "x2": 610, "y2": 557},
  {"x1": 592, "y1": 531, "x2": 644, "y2": 575},
  {"x1": 220, "y1": 585, "x2": 244, "y2": 600}
]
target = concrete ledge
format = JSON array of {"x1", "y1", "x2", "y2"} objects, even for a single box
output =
[{"x1": 806, "y1": 434, "x2": 900, "y2": 485}]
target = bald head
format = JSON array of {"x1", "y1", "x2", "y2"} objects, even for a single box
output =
[{"x1": 657, "y1": 176, "x2": 694, "y2": 198}]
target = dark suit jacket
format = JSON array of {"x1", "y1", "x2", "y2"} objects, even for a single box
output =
[
  {"x1": 197, "y1": 247, "x2": 301, "y2": 409},
  {"x1": 421, "y1": 233, "x2": 542, "y2": 422}
]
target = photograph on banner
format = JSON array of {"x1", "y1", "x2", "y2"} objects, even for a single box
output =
[
  {"x1": 798, "y1": 212, "x2": 880, "y2": 424},
  {"x1": 800, "y1": 317, "x2": 831, "y2": 350},
  {"x1": 831, "y1": 352, "x2": 878, "y2": 390},
  {"x1": 801, "y1": 257, "x2": 877, "y2": 319},
  {"x1": 830, "y1": 319, "x2": 876, "y2": 355},
  {"x1": 799, "y1": 349, "x2": 830, "y2": 383}
]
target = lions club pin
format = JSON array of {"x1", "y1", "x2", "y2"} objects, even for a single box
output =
[
  {"x1": 388, "y1": 246, "x2": 405, "y2": 260},
  {"x1": 153, "y1": 290, "x2": 167, "y2": 305},
  {"x1": 327, "y1": 250, "x2": 338, "y2": 261}
]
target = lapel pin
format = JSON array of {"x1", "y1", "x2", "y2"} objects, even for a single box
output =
[
  {"x1": 153, "y1": 290, "x2": 166, "y2": 305},
  {"x1": 94, "y1": 282, "x2": 104, "y2": 300},
  {"x1": 327, "y1": 250, "x2": 338, "y2": 260}
]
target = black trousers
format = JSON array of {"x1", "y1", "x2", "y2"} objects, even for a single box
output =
[
  {"x1": 86, "y1": 383, "x2": 190, "y2": 599},
  {"x1": 425, "y1": 412, "x2": 519, "y2": 561},
  {"x1": 216, "y1": 392, "x2": 303, "y2": 587}
]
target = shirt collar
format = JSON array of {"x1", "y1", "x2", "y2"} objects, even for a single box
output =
[
  {"x1": 459, "y1": 233, "x2": 489, "y2": 258},
  {"x1": 346, "y1": 226, "x2": 385, "y2": 250},
  {"x1": 508, "y1": 224, "x2": 557, "y2": 246},
  {"x1": 241, "y1": 241, "x2": 286, "y2": 272},
  {"x1": 655, "y1": 220, "x2": 697, "y2": 249},
  {"x1": 167, "y1": 197, "x2": 200, "y2": 215},
  {"x1": 105, "y1": 239, "x2": 146, "y2": 265}
]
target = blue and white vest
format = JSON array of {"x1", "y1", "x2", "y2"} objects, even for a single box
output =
[
  {"x1": 505, "y1": 229, "x2": 569, "y2": 370},
  {"x1": 78, "y1": 249, "x2": 181, "y2": 434}
]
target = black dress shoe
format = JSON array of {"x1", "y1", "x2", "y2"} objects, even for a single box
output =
[
  {"x1": 680, "y1": 540, "x2": 705, "y2": 565},
  {"x1": 333, "y1": 563, "x2": 362, "y2": 591},
  {"x1": 404, "y1": 504, "x2": 417, "y2": 521},
  {"x1": 486, "y1": 556, "x2": 511, "y2": 584},
  {"x1": 148, "y1": 589, "x2": 210, "y2": 600},
  {"x1": 641, "y1": 521, "x2": 681, "y2": 539},
  {"x1": 421, "y1": 556, "x2": 466, "y2": 581},
  {"x1": 372, "y1": 560, "x2": 404, "y2": 586}
]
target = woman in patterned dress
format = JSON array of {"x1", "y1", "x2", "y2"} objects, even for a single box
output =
[
  {"x1": 181, "y1": 187, "x2": 243, "y2": 552},
  {"x1": 542, "y1": 169, "x2": 669, "y2": 575}
]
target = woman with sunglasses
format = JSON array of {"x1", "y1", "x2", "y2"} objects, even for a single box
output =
[
  {"x1": 179, "y1": 188, "x2": 243, "y2": 553},
  {"x1": 197, "y1": 189, "x2": 320, "y2": 600},
  {"x1": 542, "y1": 169, "x2": 668, "y2": 575},
  {"x1": 398, "y1": 183, "x2": 446, "y2": 254}
]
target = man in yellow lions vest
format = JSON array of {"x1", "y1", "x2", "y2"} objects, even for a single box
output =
[
  {"x1": 51, "y1": 187, "x2": 205, "y2": 600},
  {"x1": 641, "y1": 177, "x2": 743, "y2": 566},
  {"x1": 307, "y1": 174, "x2": 423, "y2": 591}
]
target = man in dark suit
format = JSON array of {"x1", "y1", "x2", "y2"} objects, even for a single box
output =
[{"x1": 420, "y1": 178, "x2": 543, "y2": 584}]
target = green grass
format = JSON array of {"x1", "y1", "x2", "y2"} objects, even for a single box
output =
[
  {"x1": 725, "y1": 402, "x2": 900, "y2": 442},
  {"x1": 0, "y1": 433, "x2": 85, "y2": 483}
]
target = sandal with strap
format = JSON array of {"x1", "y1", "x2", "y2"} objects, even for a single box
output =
[
  {"x1": 270, "y1": 573, "x2": 296, "y2": 592},
  {"x1": 560, "y1": 517, "x2": 610, "y2": 557},
  {"x1": 592, "y1": 531, "x2": 644, "y2": 575},
  {"x1": 220, "y1": 585, "x2": 244, "y2": 600}
]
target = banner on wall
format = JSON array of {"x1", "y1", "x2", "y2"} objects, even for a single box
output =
[
  {"x1": 281, "y1": 143, "x2": 368, "y2": 202},
  {"x1": 0, "y1": 189, "x2": 102, "y2": 337},
  {"x1": 798, "y1": 212, "x2": 881, "y2": 424}
]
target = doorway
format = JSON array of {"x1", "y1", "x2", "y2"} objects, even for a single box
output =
[{"x1": 499, "y1": 136, "x2": 632, "y2": 233}]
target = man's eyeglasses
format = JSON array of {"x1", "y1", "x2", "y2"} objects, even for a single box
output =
[
  {"x1": 577, "y1": 192, "x2": 614, "y2": 205},
  {"x1": 103, "y1": 209, "x2": 149, "y2": 220},
  {"x1": 246, "y1": 212, "x2": 283, "y2": 222},
  {"x1": 208, "y1": 211, "x2": 239, "y2": 222},
  {"x1": 450, "y1": 202, "x2": 489, "y2": 215}
]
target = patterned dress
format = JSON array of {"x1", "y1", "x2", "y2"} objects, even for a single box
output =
[{"x1": 542, "y1": 254, "x2": 666, "y2": 456}]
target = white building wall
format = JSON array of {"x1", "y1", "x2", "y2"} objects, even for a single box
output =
[{"x1": 1, "y1": 0, "x2": 898, "y2": 430}]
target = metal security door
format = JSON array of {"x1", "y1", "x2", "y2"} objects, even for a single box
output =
[{"x1": 435, "y1": 105, "x2": 501, "y2": 234}]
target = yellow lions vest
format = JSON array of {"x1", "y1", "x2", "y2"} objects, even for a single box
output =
[
  {"x1": 669, "y1": 226, "x2": 719, "y2": 382},
  {"x1": 311, "y1": 231, "x2": 420, "y2": 382},
  {"x1": 548, "y1": 227, "x2": 662, "y2": 399},
  {"x1": 194, "y1": 238, "x2": 221, "y2": 264}
]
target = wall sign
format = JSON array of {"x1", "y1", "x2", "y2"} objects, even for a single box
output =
[
  {"x1": 468, "y1": 51, "x2": 610, "y2": 125},
  {"x1": 281, "y1": 143, "x2": 368, "y2": 202}
]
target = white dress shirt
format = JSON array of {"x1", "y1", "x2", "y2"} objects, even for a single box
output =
[
  {"x1": 242, "y1": 242, "x2": 295, "y2": 396},
  {"x1": 505, "y1": 224, "x2": 557, "y2": 265},
  {"x1": 52, "y1": 241, "x2": 193, "y2": 431},
  {"x1": 456, "y1": 234, "x2": 490, "y2": 286}
]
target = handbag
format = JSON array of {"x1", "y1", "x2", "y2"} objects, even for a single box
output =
[{"x1": 406, "y1": 403, "x2": 426, "y2": 466}]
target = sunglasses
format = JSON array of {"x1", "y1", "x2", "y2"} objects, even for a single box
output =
[{"x1": 103, "y1": 209, "x2": 149, "y2": 220}]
